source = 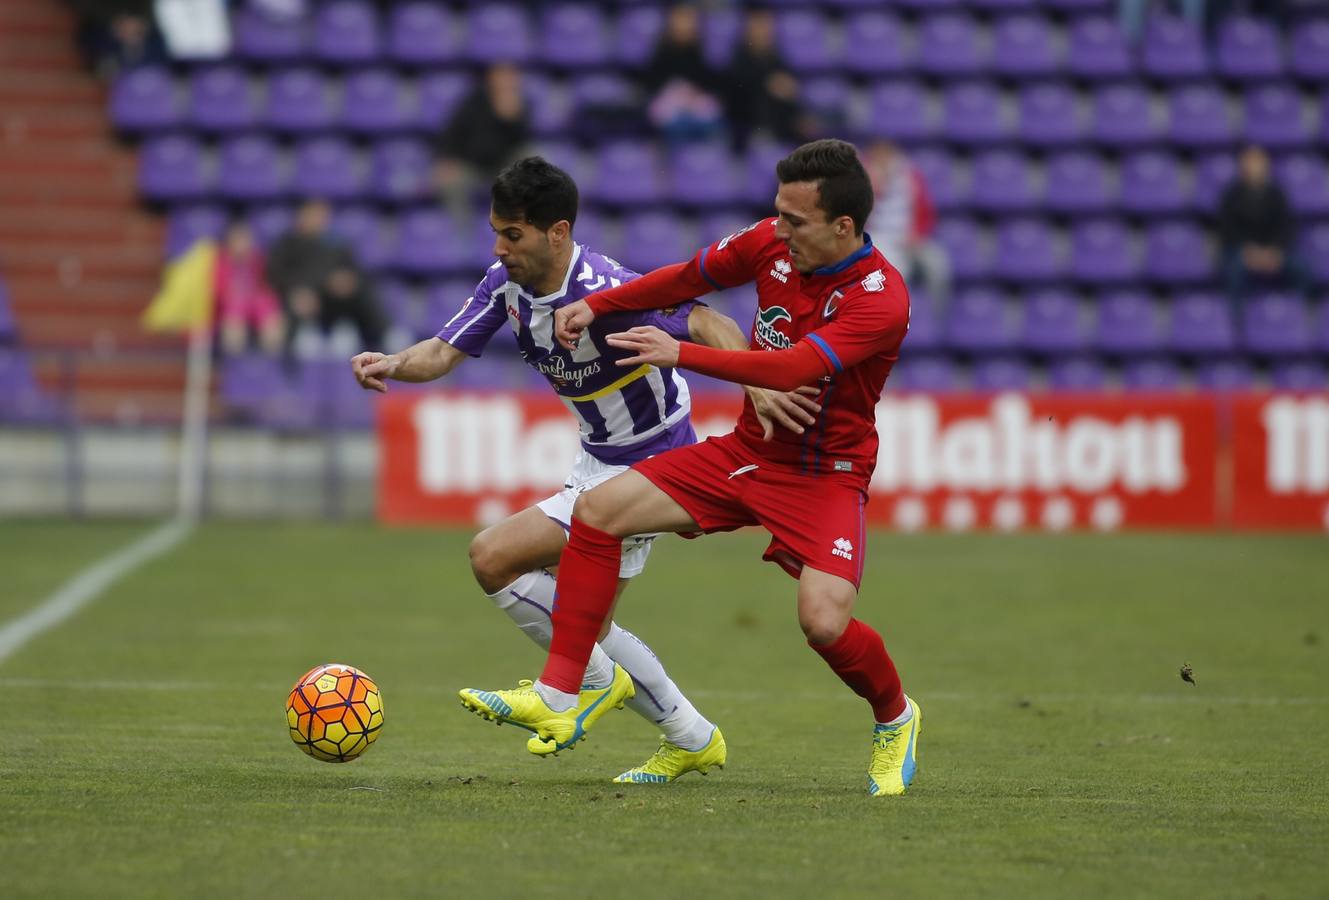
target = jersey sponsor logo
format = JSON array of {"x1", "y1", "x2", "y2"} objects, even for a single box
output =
[
  {"x1": 507, "y1": 304, "x2": 520, "y2": 321},
  {"x1": 769, "y1": 258, "x2": 792, "y2": 284},
  {"x1": 861, "y1": 269, "x2": 886, "y2": 292},
  {"x1": 831, "y1": 537, "x2": 854, "y2": 560},
  {"x1": 824, "y1": 290, "x2": 844, "y2": 319},
  {"x1": 535, "y1": 355, "x2": 602, "y2": 389},
  {"x1": 754, "y1": 306, "x2": 794, "y2": 350},
  {"x1": 833, "y1": 460, "x2": 853, "y2": 472},
  {"x1": 716, "y1": 221, "x2": 760, "y2": 251}
]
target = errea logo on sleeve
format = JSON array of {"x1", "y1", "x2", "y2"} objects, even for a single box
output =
[{"x1": 861, "y1": 270, "x2": 886, "y2": 292}]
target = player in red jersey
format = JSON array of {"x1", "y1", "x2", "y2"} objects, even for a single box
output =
[{"x1": 459, "y1": 140, "x2": 921, "y2": 795}]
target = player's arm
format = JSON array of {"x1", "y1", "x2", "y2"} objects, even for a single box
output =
[
  {"x1": 351, "y1": 338, "x2": 466, "y2": 393},
  {"x1": 685, "y1": 305, "x2": 821, "y2": 437}
]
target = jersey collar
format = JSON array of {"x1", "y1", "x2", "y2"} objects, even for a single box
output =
[
  {"x1": 515, "y1": 244, "x2": 582, "y2": 304},
  {"x1": 810, "y1": 233, "x2": 874, "y2": 277}
]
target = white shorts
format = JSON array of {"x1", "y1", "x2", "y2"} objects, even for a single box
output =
[{"x1": 536, "y1": 449, "x2": 654, "y2": 579}]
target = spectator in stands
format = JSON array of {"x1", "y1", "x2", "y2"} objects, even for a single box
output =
[
  {"x1": 722, "y1": 8, "x2": 814, "y2": 152},
  {"x1": 214, "y1": 222, "x2": 284, "y2": 358},
  {"x1": 68, "y1": 0, "x2": 167, "y2": 77},
  {"x1": 1120, "y1": 0, "x2": 1208, "y2": 41},
  {"x1": 641, "y1": 3, "x2": 725, "y2": 144},
  {"x1": 863, "y1": 141, "x2": 952, "y2": 310},
  {"x1": 267, "y1": 199, "x2": 386, "y2": 358},
  {"x1": 1218, "y1": 144, "x2": 1313, "y2": 320},
  {"x1": 432, "y1": 63, "x2": 530, "y2": 223}
]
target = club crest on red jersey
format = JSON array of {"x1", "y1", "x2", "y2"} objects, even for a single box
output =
[{"x1": 824, "y1": 290, "x2": 844, "y2": 319}]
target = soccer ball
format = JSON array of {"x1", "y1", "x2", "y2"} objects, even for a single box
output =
[{"x1": 286, "y1": 663, "x2": 384, "y2": 763}]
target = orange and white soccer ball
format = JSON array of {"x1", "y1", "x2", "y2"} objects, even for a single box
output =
[{"x1": 286, "y1": 663, "x2": 384, "y2": 762}]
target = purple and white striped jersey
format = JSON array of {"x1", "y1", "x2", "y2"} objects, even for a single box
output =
[{"x1": 436, "y1": 244, "x2": 698, "y2": 465}]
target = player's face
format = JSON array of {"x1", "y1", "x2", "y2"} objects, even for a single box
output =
[
  {"x1": 489, "y1": 211, "x2": 556, "y2": 286},
  {"x1": 773, "y1": 181, "x2": 853, "y2": 273}
]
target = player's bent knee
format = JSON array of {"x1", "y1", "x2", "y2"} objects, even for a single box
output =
[
  {"x1": 571, "y1": 489, "x2": 619, "y2": 535},
  {"x1": 468, "y1": 530, "x2": 513, "y2": 595},
  {"x1": 799, "y1": 601, "x2": 851, "y2": 646}
]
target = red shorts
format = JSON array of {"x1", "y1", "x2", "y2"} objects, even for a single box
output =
[{"x1": 634, "y1": 431, "x2": 869, "y2": 588}]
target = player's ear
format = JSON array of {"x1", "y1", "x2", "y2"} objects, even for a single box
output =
[
  {"x1": 549, "y1": 219, "x2": 572, "y2": 247},
  {"x1": 835, "y1": 215, "x2": 855, "y2": 239}
]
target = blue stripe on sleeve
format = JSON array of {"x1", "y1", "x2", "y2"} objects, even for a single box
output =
[
  {"x1": 807, "y1": 333, "x2": 843, "y2": 373},
  {"x1": 698, "y1": 248, "x2": 725, "y2": 292}
]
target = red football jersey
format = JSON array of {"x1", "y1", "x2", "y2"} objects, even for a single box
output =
[{"x1": 696, "y1": 218, "x2": 911, "y2": 482}]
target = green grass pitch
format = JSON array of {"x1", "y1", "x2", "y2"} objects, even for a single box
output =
[{"x1": 1, "y1": 522, "x2": 1327, "y2": 899}]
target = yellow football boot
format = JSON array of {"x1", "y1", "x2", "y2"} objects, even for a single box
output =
[
  {"x1": 867, "y1": 695, "x2": 922, "y2": 797},
  {"x1": 613, "y1": 727, "x2": 727, "y2": 784},
  {"x1": 459, "y1": 665, "x2": 635, "y2": 754}
]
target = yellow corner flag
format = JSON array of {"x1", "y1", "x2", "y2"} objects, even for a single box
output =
[{"x1": 142, "y1": 239, "x2": 218, "y2": 333}]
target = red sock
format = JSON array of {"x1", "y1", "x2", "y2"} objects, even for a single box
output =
[
  {"x1": 539, "y1": 517, "x2": 622, "y2": 694},
  {"x1": 810, "y1": 618, "x2": 907, "y2": 722}
]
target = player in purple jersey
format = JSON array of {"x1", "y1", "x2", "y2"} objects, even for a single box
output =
[{"x1": 352, "y1": 158, "x2": 822, "y2": 782}]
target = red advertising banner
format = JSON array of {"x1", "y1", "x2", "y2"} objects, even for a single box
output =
[
  {"x1": 379, "y1": 390, "x2": 1229, "y2": 530},
  {"x1": 1231, "y1": 394, "x2": 1329, "y2": 530}
]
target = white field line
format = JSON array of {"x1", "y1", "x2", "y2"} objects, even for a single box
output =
[{"x1": 0, "y1": 519, "x2": 191, "y2": 666}]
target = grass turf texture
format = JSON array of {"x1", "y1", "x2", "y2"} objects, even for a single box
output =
[{"x1": 1, "y1": 522, "x2": 1326, "y2": 899}]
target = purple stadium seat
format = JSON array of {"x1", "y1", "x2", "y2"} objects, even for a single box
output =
[
  {"x1": 543, "y1": 5, "x2": 609, "y2": 68},
  {"x1": 1018, "y1": 83, "x2": 1084, "y2": 147},
  {"x1": 232, "y1": 5, "x2": 305, "y2": 62},
  {"x1": 843, "y1": 12, "x2": 910, "y2": 76},
  {"x1": 369, "y1": 139, "x2": 430, "y2": 203},
  {"x1": 1022, "y1": 288, "x2": 1086, "y2": 354},
  {"x1": 1194, "y1": 153, "x2": 1237, "y2": 212},
  {"x1": 394, "y1": 208, "x2": 465, "y2": 275},
  {"x1": 1290, "y1": 20, "x2": 1329, "y2": 81},
  {"x1": 896, "y1": 0, "x2": 964, "y2": 9},
  {"x1": 1066, "y1": 17, "x2": 1132, "y2": 80},
  {"x1": 110, "y1": 66, "x2": 179, "y2": 132},
  {"x1": 971, "y1": 357, "x2": 1032, "y2": 391},
  {"x1": 911, "y1": 147, "x2": 967, "y2": 212},
  {"x1": 573, "y1": 209, "x2": 617, "y2": 261},
  {"x1": 670, "y1": 143, "x2": 740, "y2": 208},
  {"x1": 1168, "y1": 292, "x2": 1234, "y2": 355},
  {"x1": 1122, "y1": 357, "x2": 1184, "y2": 391},
  {"x1": 620, "y1": 211, "x2": 695, "y2": 275},
  {"x1": 777, "y1": 9, "x2": 839, "y2": 73},
  {"x1": 616, "y1": 6, "x2": 663, "y2": 68},
  {"x1": 992, "y1": 15, "x2": 1060, "y2": 78},
  {"x1": 1244, "y1": 294, "x2": 1313, "y2": 356},
  {"x1": 1145, "y1": 221, "x2": 1211, "y2": 284},
  {"x1": 522, "y1": 72, "x2": 571, "y2": 138},
  {"x1": 165, "y1": 204, "x2": 226, "y2": 257},
  {"x1": 531, "y1": 140, "x2": 587, "y2": 185},
  {"x1": 1277, "y1": 154, "x2": 1329, "y2": 217},
  {"x1": 697, "y1": 211, "x2": 750, "y2": 249},
  {"x1": 802, "y1": 77, "x2": 851, "y2": 126},
  {"x1": 1091, "y1": 85, "x2": 1160, "y2": 147},
  {"x1": 387, "y1": 2, "x2": 460, "y2": 66},
  {"x1": 1301, "y1": 222, "x2": 1329, "y2": 284},
  {"x1": 217, "y1": 135, "x2": 286, "y2": 202},
  {"x1": 313, "y1": 0, "x2": 380, "y2": 64},
  {"x1": 1119, "y1": 152, "x2": 1190, "y2": 215},
  {"x1": 890, "y1": 355, "x2": 960, "y2": 393},
  {"x1": 744, "y1": 141, "x2": 792, "y2": 205},
  {"x1": 1245, "y1": 84, "x2": 1313, "y2": 149},
  {"x1": 1271, "y1": 360, "x2": 1327, "y2": 391},
  {"x1": 700, "y1": 7, "x2": 742, "y2": 68},
  {"x1": 900, "y1": 291, "x2": 942, "y2": 351},
  {"x1": 946, "y1": 288, "x2": 1018, "y2": 352},
  {"x1": 342, "y1": 70, "x2": 411, "y2": 134},
  {"x1": 245, "y1": 204, "x2": 293, "y2": 248},
  {"x1": 416, "y1": 71, "x2": 473, "y2": 130},
  {"x1": 1195, "y1": 359, "x2": 1255, "y2": 391},
  {"x1": 993, "y1": 219, "x2": 1063, "y2": 282},
  {"x1": 1096, "y1": 290, "x2": 1164, "y2": 356},
  {"x1": 422, "y1": 280, "x2": 480, "y2": 338},
  {"x1": 587, "y1": 141, "x2": 662, "y2": 206},
  {"x1": 970, "y1": 150, "x2": 1037, "y2": 213},
  {"x1": 1167, "y1": 85, "x2": 1234, "y2": 149},
  {"x1": 188, "y1": 66, "x2": 257, "y2": 133},
  {"x1": 265, "y1": 69, "x2": 337, "y2": 133},
  {"x1": 221, "y1": 353, "x2": 284, "y2": 409},
  {"x1": 942, "y1": 82, "x2": 1010, "y2": 144},
  {"x1": 973, "y1": 0, "x2": 1037, "y2": 8},
  {"x1": 570, "y1": 72, "x2": 636, "y2": 118},
  {"x1": 376, "y1": 278, "x2": 414, "y2": 334},
  {"x1": 331, "y1": 206, "x2": 396, "y2": 272},
  {"x1": 1319, "y1": 302, "x2": 1329, "y2": 353},
  {"x1": 859, "y1": 82, "x2": 935, "y2": 141},
  {"x1": 292, "y1": 137, "x2": 363, "y2": 201},
  {"x1": 1048, "y1": 356, "x2": 1108, "y2": 391},
  {"x1": 918, "y1": 15, "x2": 987, "y2": 77},
  {"x1": 1070, "y1": 220, "x2": 1139, "y2": 284},
  {"x1": 935, "y1": 218, "x2": 991, "y2": 281},
  {"x1": 1141, "y1": 16, "x2": 1209, "y2": 80},
  {"x1": 137, "y1": 135, "x2": 209, "y2": 202},
  {"x1": 1045, "y1": 152, "x2": 1115, "y2": 214},
  {"x1": 1322, "y1": 90, "x2": 1329, "y2": 143},
  {"x1": 466, "y1": 4, "x2": 533, "y2": 65},
  {"x1": 1216, "y1": 17, "x2": 1285, "y2": 80},
  {"x1": 0, "y1": 348, "x2": 63, "y2": 424}
]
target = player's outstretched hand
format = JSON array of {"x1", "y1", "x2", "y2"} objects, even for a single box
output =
[
  {"x1": 351, "y1": 351, "x2": 398, "y2": 393},
  {"x1": 606, "y1": 326, "x2": 680, "y2": 368},
  {"x1": 747, "y1": 386, "x2": 822, "y2": 440},
  {"x1": 555, "y1": 299, "x2": 596, "y2": 350}
]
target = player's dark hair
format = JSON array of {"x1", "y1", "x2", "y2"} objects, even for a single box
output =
[
  {"x1": 491, "y1": 157, "x2": 579, "y2": 231},
  {"x1": 775, "y1": 139, "x2": 873, "y2": 235}
]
